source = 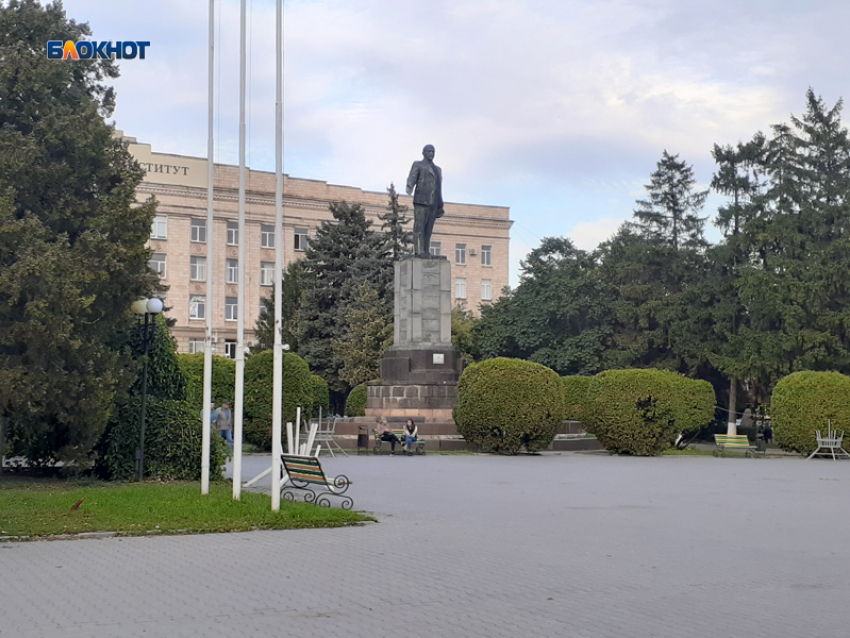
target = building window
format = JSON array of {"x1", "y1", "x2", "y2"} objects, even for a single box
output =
[
  {"x1": 225, "y1": 339, "x2": 237, "y2": 359},
  {"x1": 455, "y1": 243, "x2": 467, "y2": 265},
  {"x1": 430, "y1": 241, "x2": 441, "y2": 257},
  {"x1": 149, "y1": 253, "x2": 166, "y2": 278},
  {"x1": 481, "y1": 279, "x2": 492, "y2": 301},
  {"x1": 261, "y1": 224, "x2": 275, "y2": 249},
  {"x1": 225, "y1": 297, "x2": 238, "y2": 321},
  {"x1": 260, "y1": 261, "x2": 275, "y2": 286},
  {"x1": 481, "y1": 245, "x2": 492, "y2": 266},
  {"x1": 150, "y1": 215, "x2": 167, "y2": 239},
  {"x1": 294, "y1": 227, "x2": 309, "y2": 251},
  {"x1": 189, "y1": 295, "x2": 205, "y2": 320},
  {"x1": 191, "y1": 218, "x2": 206, "y2": 243},
  {"x1": 227, "y1": 221, "x2": 238, "y2": 246},
  {"x1": 226, "y1": 259, "x2": 239, "y2": 284},
  {"x1": 456, "y1": 277, "x2": 467, "y2": 299},
  {"x1": 188, "y1": 338, "x2": 203, "y2": 354},
  {"x1": 190, "y1": 256, "x2": 206, "y2": 281}
]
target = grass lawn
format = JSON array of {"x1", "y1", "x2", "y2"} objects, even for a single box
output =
[{"x1": 0, "y1": 480, "x2": 373, "y2": 539}]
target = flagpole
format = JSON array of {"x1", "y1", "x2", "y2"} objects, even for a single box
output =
[
  {"x1": 233, "y1": 0, "x2": 247, "y2": 499},
  {"x1": 201, "y1": 0, "x2": 215, "y2": 496},
  {"x1": 271, "y1": 0, "x2": 284, "y2": 511}
]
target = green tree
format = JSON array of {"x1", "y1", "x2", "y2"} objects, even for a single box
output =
[
  {"x1": 475, "y1": 237, "x2": 613, "y2": 375},
  {"x1": 297, "y1": 201, "x2": 390, "y2": 397},
  {"x1": 451, "y1": 304, "x2": 480, "y2": 366},
  {"x1": 0, "y1": 1, "x2": 158, "y2": 468},
  {"x1": 253, "y1": 260, "x2": 303, "y2": 353},
  {"x1": 332, "y1": 282, "x2": 393, "y2": 387},
  {"x1": 379, "y1": 183, "x2": 412, "y2": 260}
]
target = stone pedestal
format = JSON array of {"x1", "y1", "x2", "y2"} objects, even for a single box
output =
[{"x1": 366, "y1": 257, "x2": 462, "y2": 418}]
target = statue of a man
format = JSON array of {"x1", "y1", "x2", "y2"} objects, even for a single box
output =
[{"x1": 406, "y1": 144, "x2": 444, "y2": 256}]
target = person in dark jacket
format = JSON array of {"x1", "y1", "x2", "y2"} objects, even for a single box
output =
[{"x1": 406, "y1": 144, "x2": 444, "y2": 256}]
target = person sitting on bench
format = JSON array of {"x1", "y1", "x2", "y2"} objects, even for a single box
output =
[
  {"x1": 403, "y1": 418, "x2": 418, "y2": 455},
  {"x1": 374, "y1": 418, "x2": 400, "y2": 454}
]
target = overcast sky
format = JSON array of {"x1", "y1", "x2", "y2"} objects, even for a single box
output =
[{"x1": 57, "y1": 0, "x2": 850, "y2": 286}]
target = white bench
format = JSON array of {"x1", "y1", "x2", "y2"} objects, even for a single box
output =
[{"x1": 807, "y1": 425, "x2": 850, "y2": 461}]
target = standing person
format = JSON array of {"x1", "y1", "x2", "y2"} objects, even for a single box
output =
[
  {"x1": 403, "y1": 418, "x2": 418, "y2": 455},
  {"x1": 201, "y1": 402, "x2": 217, "y2": 430},
  {"x1": 216, "y1": 402, "x2": 233, "y2": 452},
  {"x1": 374, "y1": 417, "x2": 400, "y2": 454},
  {"x1": 406, "y1": 144, "x2": 445, "y2": 256}
]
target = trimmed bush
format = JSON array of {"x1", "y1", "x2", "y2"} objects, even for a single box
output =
[
  {"x1": 97, "y1": 397, "x2": 228, "y2": 481},
  {"x1": 584, "y1": 369, "x2": 715, "y2": 456},
  {"x1": 562, "y1": 375, "x2": 591, "y2": 423},
  {"x1": 309, "y1": 375, "x2": 330, "y2": 418},
  {"x1": 453, "y1": 357, "x2": 566, "y2": 455},
  {"x1": 177, "y1": 353, "x2": 236, "y2": 411},
  {"x1": 243, "y1": 350, "x2": 314, "y2": 451},
  {"x1": 345, "y1": 383, "x2": 368, "y2": 417},
  {"x1": 771, "y1": 371, "x2": 850, "y2": 455}
]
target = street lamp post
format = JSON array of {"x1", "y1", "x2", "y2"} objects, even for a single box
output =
[{"x1": 132, "y1": 298, "x2": 164, "y2": 482}]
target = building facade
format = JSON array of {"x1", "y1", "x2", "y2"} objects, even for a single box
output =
[{"x1": 126, "y1": 134, "x2": 513, "y2": 355}]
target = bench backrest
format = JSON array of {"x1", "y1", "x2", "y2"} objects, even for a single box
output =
[
  {"x1": 375, "y1": 429, "x2": 407, "y2": 439},
  {"x1": 715, "y1": 434, "x2": 752, "y2": 447},
  {"x1": 280, "y1": 454, "x2": 328, "y2": 486}
]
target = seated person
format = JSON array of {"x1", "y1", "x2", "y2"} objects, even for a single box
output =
[
  {"x1": 374, "y1": 417, "x2": 400, "y2": 453},
  {"x1": 403, "y1": 418, "x2": 418, "y2": 454}
]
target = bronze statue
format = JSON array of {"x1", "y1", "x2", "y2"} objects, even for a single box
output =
[{"x1": 406, "y1": 144, "x2": 444, "y2": 256}]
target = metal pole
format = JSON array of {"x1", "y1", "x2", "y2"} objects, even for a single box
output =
[
  {"x1": 137, "y1": 313, "x2": 151, "y2": 482},
  {"x1": 233, "y1": 0, "x2": 247, "y2": 499},
  {"x1": 201, "y1": 0, "x2": 215, "y2": 496},
  {"x1": 270, "y1": 0, "x2": 283, "y2": 512}
]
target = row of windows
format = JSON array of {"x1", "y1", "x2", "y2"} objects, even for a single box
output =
[
  {"x1": 455, "y1": 278, "x2": 492, "y2": 301},
  {"x1": 149, "y1": 255, "x2": 279, "y2": 286},
  {"x1": 151, "y1": 216, "x2": 310, "y2": 251},
  {"x1": 429, "y1": 242, "x2": 492, "y2": 267},
  {"x1": 189, "y1": 295, "x2": 239, "y2": 321},
  {"x1": 188, "y1": 338, "x2": 237, "y2": 358}
]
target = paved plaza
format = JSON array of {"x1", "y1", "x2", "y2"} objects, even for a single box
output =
[{"x1": 1, "y1": 451, "x2": 848, "y2": 637}]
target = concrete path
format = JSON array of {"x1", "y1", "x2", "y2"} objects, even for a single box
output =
[{"x1": 1, "y1": 452, "x2": 849, "y2": 637}]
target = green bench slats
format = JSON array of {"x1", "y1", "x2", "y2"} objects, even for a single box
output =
[{"x1": 713, "y1": 434, "x2": 759, "y2": 457}]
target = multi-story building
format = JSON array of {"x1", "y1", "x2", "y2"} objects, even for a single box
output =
[{"x1": 125, "y1": 134, "x2": 513, "y2": 355}]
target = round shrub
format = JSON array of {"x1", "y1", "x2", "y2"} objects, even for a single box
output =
[
  {"x1": 453, "y1": 357, "x2": 566, "y2": 455},
  {"x1": 177, "y1": 353, "x2": 236, "y2": 411},
  {"x1": 345, "y1": 384, "x2": 368, "y2": 417},
  {"x1": 771, "y1": 371, "x2": 850, "y2": 455},
  {"x1": 562, "y1": 375, "x2": 591, "y2": 423},
  {"x1": 96, "y1": 397, "x2": 228, "y2": 481},
  {"x1": 584, "y1": 369, "x2": 715, "y2": 456},
  {"x1": 243, "y1": 350, "x2": 314, "y2": 451}
]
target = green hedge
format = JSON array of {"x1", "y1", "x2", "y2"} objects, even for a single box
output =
[
  {"x1": 584, "y1": 369, "x2": 715, "y2": 456},
  {"x1": 453, "y1": 357, "x2": 566, "y2": 454},
  {"x1": 96, "y1": 397, "x2": 228, "y2": 481},
  {"x1": 243, "y1": 350, "x2": 314, "y2": 451},
  {"x1": 345, "y1": 384, "x2": 368, "y2": 417},
  {"x1": 771, "y1": 371, "x2": 850, "y2": 455},
  {"x1": 562, "y1": 375, "x2": 591, "y2": 423},
  {"x1": 176, "y1": 353, "x2": 236, "y2": 411}
]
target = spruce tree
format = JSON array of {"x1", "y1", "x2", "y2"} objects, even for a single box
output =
[
  {"x1": 0, "y1": 1, "x2": 158, "y2": 468},
  {"x1": 379, "y1": 183, "x2": 412, "y2": 260}
]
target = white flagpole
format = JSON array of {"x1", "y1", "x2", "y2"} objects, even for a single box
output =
[
  {"x1": 271, "y1": 0, "x2": 284, "y2": 512},
  {"x1": 201, "y1": 0, "x2": 215, "y2": 496},
  {"x1": 233, "y1": 0, "x2": 247, "y2": 500}
]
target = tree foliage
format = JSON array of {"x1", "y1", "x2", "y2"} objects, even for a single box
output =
[
  {"x1": 0, "y1": 0, "x2": 158, "y2": 468},
  {"x1": 332, "y1": 282, "x2": 393, "y2": 387},
  {"x1": 253, "y1": 260, "x2": 304, "y2": 353}
]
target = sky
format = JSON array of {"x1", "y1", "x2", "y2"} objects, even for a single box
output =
[{"x1": 54, "y1": 0, "x2": 850, "y2": 286}]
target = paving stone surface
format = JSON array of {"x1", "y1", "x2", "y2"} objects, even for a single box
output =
[{"x1": 1, "y1": 452, "x2": 849, "y2": 637}]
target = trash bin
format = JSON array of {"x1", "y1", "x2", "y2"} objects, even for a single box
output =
[{"x1": 357, "y1": 426, "x2": 370, "y2": 455}]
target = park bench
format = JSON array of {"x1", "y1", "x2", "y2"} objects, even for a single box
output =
[
  {"x1": 374, "y1": 429, "x2": 426, "y2": 455},
  {"x1": 280, "y1": 453, "x2": 353, "y2": 509},
  {"x1": 807, "y1": 426, "x2": 850, "y2": 461},
  {"x1": 713, "y1": 434, "x2": 759, "y2": 457}
]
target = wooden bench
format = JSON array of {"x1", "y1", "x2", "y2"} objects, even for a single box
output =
[
  {"x1": 374, "y1": 429, "x2": 426, "y2": 455},
  {"x1": 280, "y1": 453, "x2": 353, "y2": 509},
  {"x1": 713, "y1": 434, "x2": 759, "y2": 457}
]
